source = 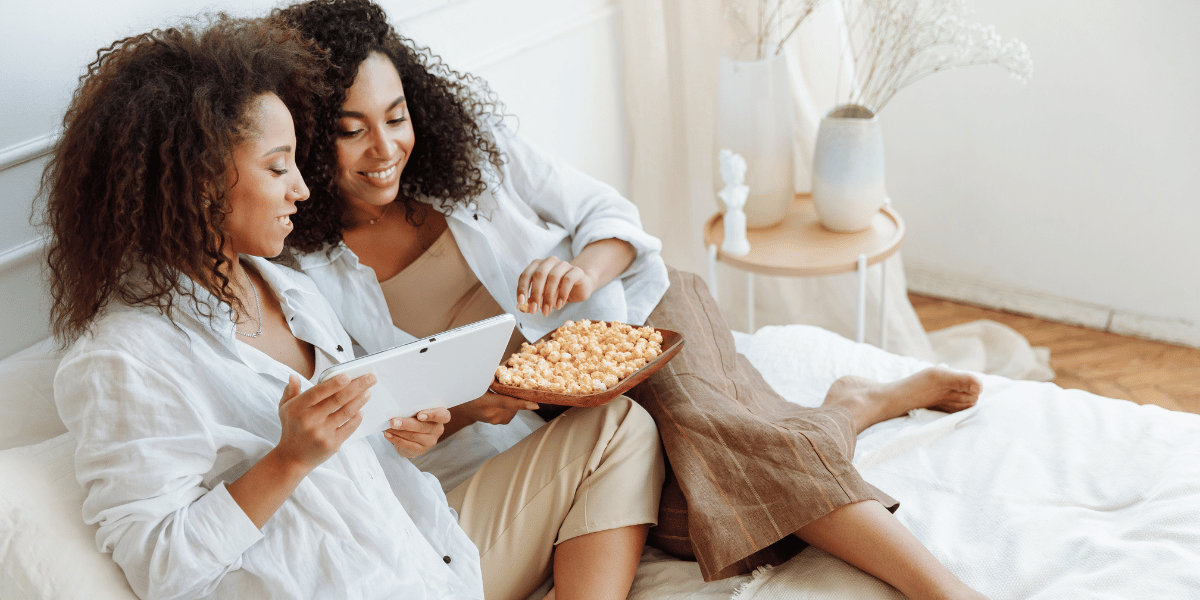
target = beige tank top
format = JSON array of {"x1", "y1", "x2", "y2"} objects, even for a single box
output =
[{"x1": 378, "y1": 229, "x2": 525, "y2": 358}]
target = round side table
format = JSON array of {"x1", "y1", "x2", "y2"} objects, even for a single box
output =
[{"x1": 703, "y1": 193, "x2": 905, "y2": 346}]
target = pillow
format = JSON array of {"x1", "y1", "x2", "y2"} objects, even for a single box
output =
[
  {"x1": 0, "y1": 432, "x2": 137, "y2": 600},
  {"x1": 0, "y1": 338, "x2": 67, "y2": 450}
]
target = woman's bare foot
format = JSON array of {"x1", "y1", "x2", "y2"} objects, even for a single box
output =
[{"x1": 822, "y1": 367, "x2": 983, "y2": 434}]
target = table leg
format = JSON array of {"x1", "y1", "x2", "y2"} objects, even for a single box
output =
[
  {"x1": 856, "y1": 253, "x2": 867, "y2": 343},
  {"x1": 879, "y1": 259, "x2": 888, "y2": 350},
  {"x1": 707, "y1": 244, "x2": 718, "y2": 303},
  {"x1": 747, "y1": 271, "x2": 754, "y2": 333}
]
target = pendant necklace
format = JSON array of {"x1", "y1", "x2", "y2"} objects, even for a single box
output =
[{"x1": 368, "y1": 202, "x2": 391, "y2": 225}]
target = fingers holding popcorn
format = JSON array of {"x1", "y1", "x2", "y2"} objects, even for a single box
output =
[
  {"x1": 517, "y1": 256, "x2": 564, "y2": 314},
  {"x1": 554, "y1": 265, "x2": 595, "y2": 308},
  {"x1": 516, "y1": 257, "x2": 597, "y2": 315}
]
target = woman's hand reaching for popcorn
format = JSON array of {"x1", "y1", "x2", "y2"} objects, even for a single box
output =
[
  {"x1": 517, "y1": 256, "x2": 596, "y2": 317},
  {"x1": 516, "y1": 238, "x2": 636, "y2": 316}
]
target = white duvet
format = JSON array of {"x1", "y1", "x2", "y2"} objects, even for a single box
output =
[
  {"x1": 5, "y1": 324, "x2": 1199, "y2": 599},
  {"x1": 623, "y1": 325, "x2": 1200, "y2": 600}
]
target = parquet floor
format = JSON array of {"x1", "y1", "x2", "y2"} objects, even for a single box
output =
[{"x1": 909, "y1": 293, "x2": 1200, "y2": 416}]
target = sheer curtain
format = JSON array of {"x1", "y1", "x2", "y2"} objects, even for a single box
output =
[{"x1": 618, "y1": 0, "x2": 1053, "y2": 380}]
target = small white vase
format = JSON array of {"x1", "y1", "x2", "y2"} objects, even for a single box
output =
[
  {"x1": 812, "y1": 105, "x2": 886, "y2": 232},
  {"x1": 714, "y1": 51, "x2": 794, "y2": 228}
]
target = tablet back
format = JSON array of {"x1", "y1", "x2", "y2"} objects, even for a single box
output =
[{"x1": 320, "y1": 314, "x2": 516, "y2": 441}]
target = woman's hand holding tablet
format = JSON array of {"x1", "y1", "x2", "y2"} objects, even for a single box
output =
[
  {"x1": 319, "y1": 314, "x2": 516, "y2": 441},
  {"x1": 382, "y1": 408, "x2": 451, "y2": 458}
]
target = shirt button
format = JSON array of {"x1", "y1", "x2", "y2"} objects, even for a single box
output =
[
  {"x1": 473, "y1": 214, "x2": 478, "y2": 220},
  {"x1": 443, "y1": 555, "x2": 452, "y2": 564},
  {"x1": 337, "y1": 345, "x2": 344, "y2": 352}
]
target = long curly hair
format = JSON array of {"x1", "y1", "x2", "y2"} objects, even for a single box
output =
[
  {"x1": 41, "y1": 16, "x2": 330, "y2": 344},
  {"x1": 271, "y1": 0, "x2": 506, "y2": 253}
]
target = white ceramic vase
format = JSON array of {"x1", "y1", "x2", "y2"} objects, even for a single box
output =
[
  {"x1": 714, "y1": 51, "x2": 794, "y2": 228},
  {"x1": 812, "y1": 105, "x2": 886, "y2": 232}
]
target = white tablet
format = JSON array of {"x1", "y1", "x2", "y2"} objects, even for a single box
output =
[{"x1": 319, "y1": 313, "x2": 516, "y2": 441}]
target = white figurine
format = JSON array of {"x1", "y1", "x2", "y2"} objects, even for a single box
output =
[{"x1": 717, "y1": 149, "x2": 751, "y2": 257}]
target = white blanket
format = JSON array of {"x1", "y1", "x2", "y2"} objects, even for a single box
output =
[
  {"x1": 622, "y1": 325, "x2": 1200, "y2": 600},
  {"x1": 6, "y1": 324, "x2": 1199, "y2": 599}
]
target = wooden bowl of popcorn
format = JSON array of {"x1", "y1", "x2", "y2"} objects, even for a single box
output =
[{"x1": 490, "y1": 320, "x2": 684, "y2": 407}]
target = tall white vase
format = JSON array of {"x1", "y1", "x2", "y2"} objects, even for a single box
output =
[
  {"x1": 714, "y1": 51, "x2": 794, "y2": 228},
  {"x1": 812, "y1": 105, "x2": 886, "y2": 232}
]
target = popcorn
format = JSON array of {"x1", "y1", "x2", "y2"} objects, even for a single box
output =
[{"x1": 496, "y1": 320, "x2": 665, "y2": 395}]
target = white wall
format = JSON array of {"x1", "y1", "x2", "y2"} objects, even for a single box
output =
[
  {"x1": 883, "y1": 0, "x2": 1200, "y2": 346},
  {"x1": 6, "y1": 0, "x2": 1196, "y2": 355},
  {"x1": 0, "y1": 0, "x2": 627, "y2": 357}
]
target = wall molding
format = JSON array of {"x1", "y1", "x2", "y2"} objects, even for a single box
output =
[
  {"x1": 0, "y1": 2, "x2": 621, "y2": 265},
  {"x1": 0, "y1": 237, "x2": 46, "y2": 275},
  {"x1": 460, "y1": 4, "x2": 619, "y2": 73},
  {"x1": 0, "y1": 132, "x2": 58, "y2": 172},
  {"x1": 0, "y1": 3, "x2": 620, "y2": 174},
  {"x1": 907, "y1": 266, "x2": 1200, "y2": 349}
]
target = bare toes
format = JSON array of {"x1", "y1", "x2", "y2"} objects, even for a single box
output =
[
  {"x1": 959, "y1": 375, "x2": 983, "y2": 395},
  {"x1": 932, "y1": 391, "x2": 979, "y2": 413}
]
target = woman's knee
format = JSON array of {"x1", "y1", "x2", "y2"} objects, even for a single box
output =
[
  {"x1": 600, "y1": 396, "x2": 659, "y2": 445},
  {"x1": 586, "y1": 397, "x2": 664, "y2": 478},
  {"x1": 666, "y1": 268, "x2": 713, "y2": 299}
]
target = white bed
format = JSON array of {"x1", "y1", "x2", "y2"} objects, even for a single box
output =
[{"x1": 3, "y1": 324, "x2": 1199, "y2": 599}]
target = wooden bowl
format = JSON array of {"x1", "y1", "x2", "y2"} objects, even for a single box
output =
[{"x1": 490, "y1": 326, "x2": 684, "y2": 407}]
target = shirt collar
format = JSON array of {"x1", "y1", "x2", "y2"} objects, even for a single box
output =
[
  {"x1": 167, "y1": 256, "x2": 346, "y2": 383},
  {"x1": 293, "y1": 243, "x2": 347, "y2": 271},
  {"x1": 247, "y1": 255, "x2": 318, "y2": 300}
]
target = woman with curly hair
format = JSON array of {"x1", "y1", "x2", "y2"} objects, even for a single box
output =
[
  {"x1": 277, "y1": 1, "x2": 987, "y2": 598},
  {"x1": 44, "y1": 13, "x2": 664, "y2": 600}
]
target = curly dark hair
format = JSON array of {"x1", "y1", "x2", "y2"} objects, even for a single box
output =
[
  {"x1": 41, "y1": 15, "x2": 330, "y2": 344},
  {"x1": 271, "y1": 0, "x2": 506, "y2": 253}
]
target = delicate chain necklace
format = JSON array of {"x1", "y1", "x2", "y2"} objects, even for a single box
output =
[
  {"x1": 367, "y1": 202, "x2": 391, "y2": 225},
  {"x1": 233, "y1": 269, "x2": 264, "y2": 338}
]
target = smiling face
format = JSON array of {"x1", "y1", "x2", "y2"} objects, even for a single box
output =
[
  {"x1": 224, "y1": 93, "x2": 309, "y2": 259},
  {"x1": 334, "y1": 52, "x2": 415, "y2": 218}
]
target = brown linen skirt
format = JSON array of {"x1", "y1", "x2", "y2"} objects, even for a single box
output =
[{"x1": 625, "y1": 268, "x2": 898, "y2": 581}]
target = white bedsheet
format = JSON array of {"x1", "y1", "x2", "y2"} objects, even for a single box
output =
[
  {"x1": 6, "y1": 324, "x2": 1199, "y2": 599},
  {"x1": 620, "y1": 325, "x2": 1200, "y2": 600}
]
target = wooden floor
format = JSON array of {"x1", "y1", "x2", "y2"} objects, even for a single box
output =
[{"x1": 910, "y1": 293, "x2": 1200, "y2": 416}]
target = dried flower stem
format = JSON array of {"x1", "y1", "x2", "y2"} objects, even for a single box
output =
[
  {"x1": 839, "y1": 0, "x2": 1033, "y2": 113},
  {"x1": 726, "y1": 0, "x2": 823, "y2": 60}
]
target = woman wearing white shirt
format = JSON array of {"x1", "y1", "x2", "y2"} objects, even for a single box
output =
[
  {"x1": 44, "y1": 16, "x2": 663, "y2": 600},
  {"x1": 277, "y1": 1, "x2": 991, "y2": 598}
]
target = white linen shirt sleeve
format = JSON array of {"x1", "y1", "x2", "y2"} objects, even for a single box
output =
[
  {"x1": 491, "y1": 124, "x2": 665, "y2": 286},
  {"x1": 55, "y1": 347, "x2": 263, "y2": 600}
]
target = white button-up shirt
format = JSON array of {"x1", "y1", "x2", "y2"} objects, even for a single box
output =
[
  {"x1": 295, "y1": 127, "x2": 670, "y2": 490},
  {"x1": 54, "y1": 256, "x2": 484, "y2": 600},
  {"x1": 296, "y1": 124, "x2": 669, "y2": 354}
]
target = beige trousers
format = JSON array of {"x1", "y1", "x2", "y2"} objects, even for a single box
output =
[{"x1": 447, "y1": 397, "x2": 664, "y2": 600}]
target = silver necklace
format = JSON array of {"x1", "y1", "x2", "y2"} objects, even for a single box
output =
[{"x1": 233, "y1": 269, "x2": 263, "y2": 338}]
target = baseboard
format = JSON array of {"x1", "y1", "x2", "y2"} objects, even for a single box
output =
[{"x1": 906, "y1": 267, "x2": 1200, "y2": 349}]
